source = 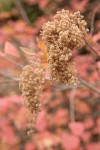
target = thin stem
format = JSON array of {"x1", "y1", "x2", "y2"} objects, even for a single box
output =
[
  {"x1": 90, "y1": 4, "x2": 100, "y2": 34},
  {"x1": 0, "y1": 55, "x2": 23, "y2": 68},
  {"x1": 83, "y1": 37, "x2": 100, "y2": 79},
  {"x1": 0, "y1": 72, "x2": 20, "y2": 81},
  {"x1": 15, "y1": 0, "x2": 32, "y2": 25},
  {"x1": 56, "y1": 81, "x2": 100, "y2": 90},
  {"x1": 94, "y1": 58, "x2": 100, "y2": 80},
  {"x1": 83, "y1": 37, "x2": 100, "y2": 58},
  {"x1": 0, "y1": 70, "x2": 100, "y2": 95},
  {"x1": 79, "y1": 78, "x2": 100, "y2": 94},
  {"x1": 0, "y1": 81, "x2": 18, "y2": 84},
  {"x1": 70, "y1": 88, "x2": 76, "y2": 122},
  {"x1": 90, "y1": 13, "x2": 95, "y2": 35}
]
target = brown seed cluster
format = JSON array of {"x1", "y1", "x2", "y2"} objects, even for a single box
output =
[
  {"x1": 41, "y1": 9, "x2": 88, "y2": 85},
  {"x1": 19, "y1": 62, "x2": 44, "y2": 135}
]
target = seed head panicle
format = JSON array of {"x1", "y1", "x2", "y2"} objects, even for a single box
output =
[
  {"x1": 19, "y1": 62, "x2": 44, "y2": 135},
  {"x1": 41, "y1": 9, "x2": 88, "y2": 85}
]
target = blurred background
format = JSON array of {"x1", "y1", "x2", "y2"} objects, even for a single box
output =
[{"x1": 0, "y1": 0, "x2": 100, "y2": 150}]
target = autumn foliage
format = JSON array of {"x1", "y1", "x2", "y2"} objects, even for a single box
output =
[{"x1": 0, "y1": 0, "x2": 100, "y2": 150}]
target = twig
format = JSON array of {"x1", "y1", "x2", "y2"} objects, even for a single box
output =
[
  {"x1": 70, "y1": 87, "x2": 76, "y2": 122},
  {"x1": 89, "y1": 4, "x2": 100, "y2": 79},
  {"x1": 0, "y1": 70, "x2": 100, "y2": 94},
  {"x1": 83, "y1": 37, "x2": 100, "y2": 58},
  {"x1": 90, "y1": 4, "x2": 100, "y2": 78},
  {"x1": 94, "y1": 58, "x2": 100, "y2": 80},
  {"x1": 55, "y1": 81, "x2": 100, "y2": 91},
  {"x1": 79, "y1": 78, "x2": 100, "y2": 94},
  {"x1": 0, "y1": 80, "x2": 18, "y2": 84},
  {"x1": 11, "y1": 39, "x2": 29, "y2": 65},
  {"x1": 90, "y1": 13, "x2": 96, "y2": 35},
  {"x1": 90, "y1": 4, "x2": 100, "y2": 34},
  {"x1": 0, "y1": 72, "x2": 20, "y2": 81},
  {"x1": 83, "y1": 37, "x2": 100, "y2": 79},
  {"x1": 14, "y1": 0, "x2": 32, "y2": 25},
  {"x1": 0, "y1": 55, "x2": 23, "y2": 68}
]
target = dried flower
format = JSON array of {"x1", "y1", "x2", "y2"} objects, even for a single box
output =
[
  {"x1": 41, "y1": 9, "x2": 88, "y2": 85},
  {"x1": 19, "y1": 62, "x2": 44, "y2": 135}
]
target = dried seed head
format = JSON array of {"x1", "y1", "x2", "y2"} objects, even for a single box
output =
[
  {"x1": 19, "y1": 62, "x2": 44, "y2": 135},
  {"x1": 41, "y1": 9, "x2": 88, "y2": 85}
]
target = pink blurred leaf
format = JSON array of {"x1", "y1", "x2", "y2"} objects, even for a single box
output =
[
  {"x1": 39, "y1": 0, "x2": 48, "y2": 9},
  {"x1": 25, "y1": 142, "x2": 35, "y2": 150},
  {"x1": 84, "y1": 118, "x2": 94, "y2": 129},
  {"x1": 2, "y1": 125, "x2": 17, "y2": 144},
  {"x1": 4, "y1": 41, "x2": 19, "y2": 58},
  {"x1": 69, "y1": 122, "x2": 84, "y2": 136},
  {"x1": 86, "y1": 143, "x2": 100, "y2": 150},
  {"x1": 82, "y1": 132, "x2": 91, "y2": 142},
  {"x1": 71, "y1": 0, "x2": 88, "y2": 12},
  {"x1": 0, "y1": 51, "x2": 5, "y2": 57},
  {"x1": 92, "y1": 31, "x2": 100, "y2": 43},
  {"x1": 35, "y1": 111, "x2": 47, "y2": 131},
  {"x1": 61, "y1": 132, "x2": 80, "y2": 150}
]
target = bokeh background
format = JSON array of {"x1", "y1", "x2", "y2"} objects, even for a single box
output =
[{"x1": 0, "y1": 0, "x2": 100, "y2": 150}]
